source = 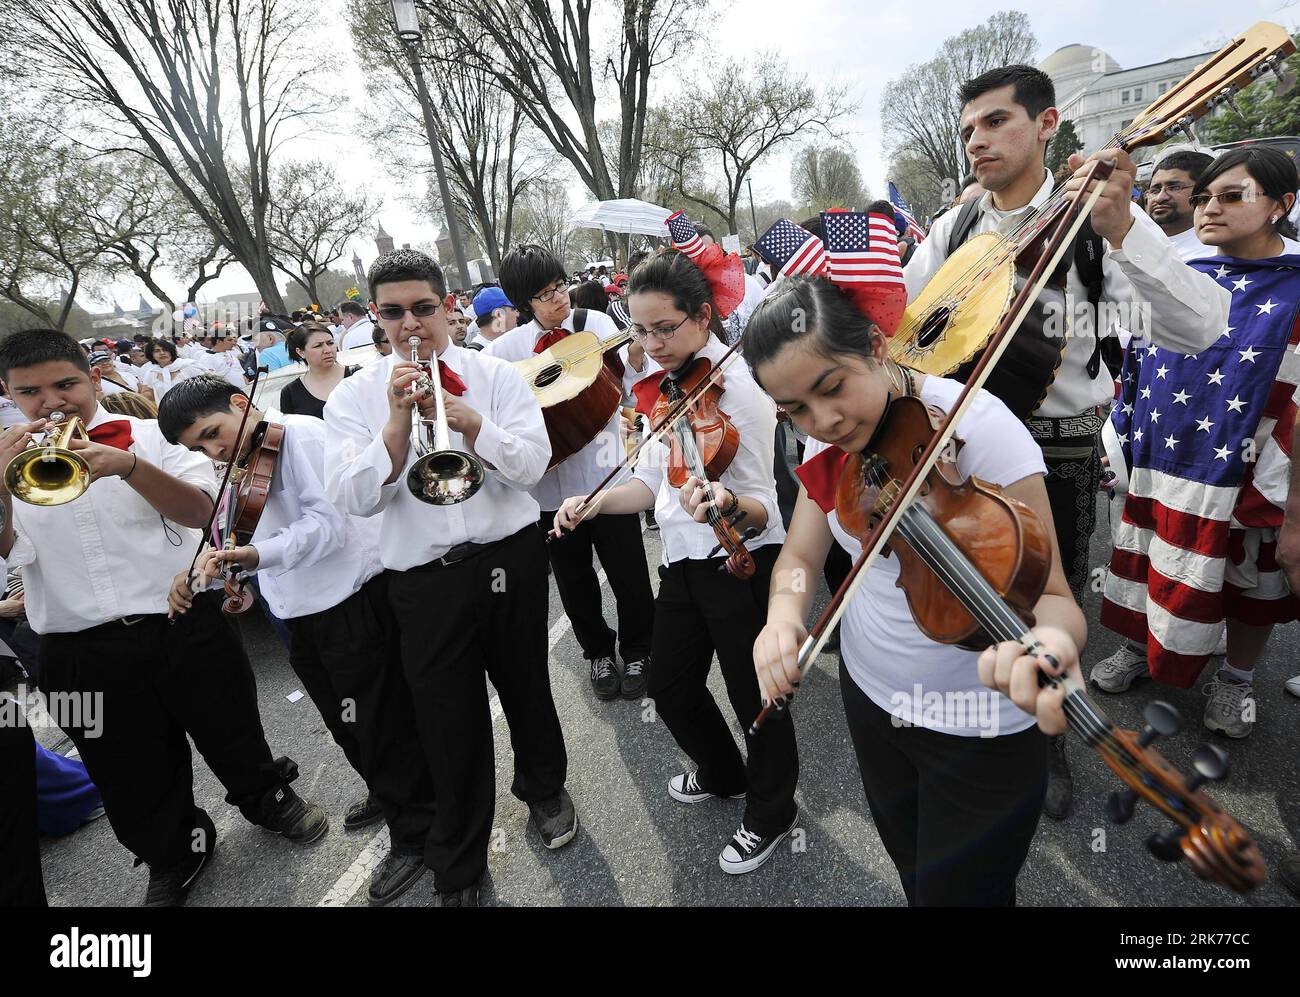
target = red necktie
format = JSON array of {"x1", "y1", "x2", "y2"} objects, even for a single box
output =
[
  {"x1": 437, "y1": 360, "x2": 467, "y2": 397},
  {"x1": 795, "y1": 445, "x2": 849, "y2": 514},
  {"x1": 88, "y1": 419, "x2": 134, "y2": 451},
  {"x1": 534, "y1": 328, "x2": 569, "y2": 353}
]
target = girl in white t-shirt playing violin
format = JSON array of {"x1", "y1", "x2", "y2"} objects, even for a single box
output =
[{"x1": 746, "y1": 269, "x2": 1087, "y2": 906}]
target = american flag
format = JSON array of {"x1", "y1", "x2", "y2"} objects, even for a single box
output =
[
  {"x1": 755, "y1": 219, "x2": 827, "y2": 277},
  {"x1": 1102, "y1": 255, "x2": 1300, "y2": 687},
  {"x1": 666, "y1": 211, "x2": 705, "y2": 260},
  {"x1": 888, "y1": 181, "x2": 926, "y2": 243},
  {"x1": 821, "y1": 209, "x2": 907, "y2": 335}
]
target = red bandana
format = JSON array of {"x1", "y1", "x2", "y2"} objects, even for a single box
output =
[
  {"x1": 794, "y1": 445, "x2": 849, "y2": 514},
  {"x1": 437, "y1": 360, "x2": 467, "y2": 396},
  {"x1": 534, "y1": 328, "x2": 569, "y2": 353},
  {"x1": 88, "y1": 419, "x2": 134, "y2": 452},
  {"x1": 631, "y1": 373, "x2": 666, "y2": 418}
]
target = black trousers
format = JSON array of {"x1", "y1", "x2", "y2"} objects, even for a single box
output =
[
  {"x1": 0, "y1": 718, "x2": 46, "y2": 906},
  {"x1": 39, "y1": 591, "x2": 290, "y2": 870},
  {"x1": 647, "y1": 545, "x2": 799, "y2": 837},
  {"x1": 539, "y1": 510, "x2": 653, "y2": 662},
  {"x1": 1032, "y1": 416, "x2": 1105, "y2": 601},
  {"x1": 286, "y1": 572, "x2": 435, "y2": 855},
  {"x1": 388, "y1": 527, "x2": 568, "y2": 891},
  {"x1": 840, "y1": 659, "x2": 1047, "y2": 906}
]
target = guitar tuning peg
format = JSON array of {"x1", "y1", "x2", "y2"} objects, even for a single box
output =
[
  {"x1": 1274, "y1": 66, "x2": 1298, "y2": 99},
  {"x1": 1217, "y1": 86, "x2": 1248, "y2": 121},
  {"x1": 1146, "y1": 829, "x2": 1185, "y2": 863},
  {"x1": 1174, "y1": 115, "x2": 1201, "y2": 145},
  {"x1": 1185, "y1": 743, "x2": 1230, "y2": 792},
  {"x1": 1138, "y1": 701, "x2": 1183, "y2": 747},
  {"x1": 1107, "y1": 789, "x2": 1138, "y2": 824}
]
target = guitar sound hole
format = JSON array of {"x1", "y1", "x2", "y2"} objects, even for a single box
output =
[
  {"x1": 916, "y1": 307, "x2": 951, "y2": 349},
  {"x1": 534, "y1": 365, "x2": 563, "y2": 388}
]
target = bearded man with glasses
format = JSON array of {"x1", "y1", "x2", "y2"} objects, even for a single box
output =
[{"x1": 1145, "y1": 150, "x2": 1216, "y2": 260}]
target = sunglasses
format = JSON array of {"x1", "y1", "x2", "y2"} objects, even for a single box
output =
[
  {"x1": 1189, "y1": 189, "x2": 1253, "y2": 209},
  {"x1": 375, "y1": 301, "x2": 441, "y2": 321}
]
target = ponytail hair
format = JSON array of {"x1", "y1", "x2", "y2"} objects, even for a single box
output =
[{"x1": 626, "y1": 249, "x2": 726, "y2": 340}]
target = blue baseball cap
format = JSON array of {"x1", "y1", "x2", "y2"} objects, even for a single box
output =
[{"x1": 472, "y1": 286, "x2": 514, "y2": 315}]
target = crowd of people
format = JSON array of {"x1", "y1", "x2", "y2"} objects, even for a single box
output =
[{"x1": 1, "y1": 61, "x2": 1298, "y2": 909}]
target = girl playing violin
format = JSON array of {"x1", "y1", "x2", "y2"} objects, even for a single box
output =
[
  {"x1": 746, "y1": 207, "x2": 1087, "y2": 906},
  {"x1": 554, "y1": 247, "x2": 800, "y2": 876}
]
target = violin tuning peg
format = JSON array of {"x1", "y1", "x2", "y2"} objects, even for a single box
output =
[
  {"x1": 1138, "y1": 701, "x2": 1183, "y2": 747},
  {"x1": 1146, "y1": 829, "x2": 1185, "y2": 863},
  {"x1": 706, "y1": 542, "x2": 724, "y2": 559},
  {"x1": 743, "y1": 527, "x2": 760, "y2": 541},
  {"x1": 1106, "y1": 789, "x2": 1138, "y2": 824},
  {"x1": 1185, "y1": 743, "x2": 1230, "y2": 792}
]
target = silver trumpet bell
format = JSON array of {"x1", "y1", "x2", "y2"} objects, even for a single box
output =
[{"x1": 407, "y1": 336, "x2": 485, "y2": 505}]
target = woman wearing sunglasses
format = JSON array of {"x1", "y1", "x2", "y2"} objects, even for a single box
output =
[{"x1": 1096, "y1": 146, "x2": 1300, "y2": 740}]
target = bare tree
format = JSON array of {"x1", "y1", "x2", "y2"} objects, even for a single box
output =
[
  {"x1": 514, "y1": 180, "x2": 574, "y2": 264},
  {"x1": 268, "y1": 160, "x2": 376, "y2": 307},
  {"x1": 660, "y1": 55, "x2": 856, "y2": 233},
  {"x1": 791, "y1": 146, "x2": 868, "y2": 215},
  {"x1": 880, "y1": 11, "x2": 1037, "y2": 193},
  {"x1": 421, "y1": 0, "x2": 708, "y2": 207},
  {"x1": 2, "y1": 0, "x2": 336, "y2": 313}
]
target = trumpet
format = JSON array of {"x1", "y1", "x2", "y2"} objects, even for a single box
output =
[
  {"x1": 4, "y1": 411, "x2": 92, "y2": 506},
  {"x1": 406, "y1": 336, "x2": 484, "y2": 505}
]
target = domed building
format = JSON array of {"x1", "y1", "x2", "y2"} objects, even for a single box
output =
[{"x1": 1039, "y1": 42, "x2": 1215, "y2": 163}]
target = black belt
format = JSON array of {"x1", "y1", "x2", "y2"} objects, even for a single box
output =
[{"x1": 417, "y1": 536, "x2": 505, "y2": 570}]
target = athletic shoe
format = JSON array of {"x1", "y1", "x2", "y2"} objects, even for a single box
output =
[
  {"x1": 257, "y1": 785, "x2": 329, "y2": 843},
  {"x1": 719, "y1": 809, "x2": 799, "y2": 875},
  {"x1": 1202, "y1": 674, "x2": 1255, "y2": 739},
  {"x1": 529, "y1": 788, "x2": 578, "y2": 849},
  {"x1": 368, "y1": 851, "x2": 426, "y2": 906},
  {"x1": 142, "y1": 809, "x2": 215, "y2": 907},
  {"x1": 1284, "y1": 674, "x2": 1300, "y2": 699},
  {"x1": 667, "y1": 770, "x2": 746, "y2": 805},
  {"x1": 1042, "y1": 733, "x2": 1072, "y2": 820},
  {"x1": 436, "y1": 876, "x2": 482, "y2": 907},
  {"x1": 344, "y1": 794, "x2": 385, "y2": 831},
  {"x1": 590, "y1": 656, "x2": 620, "y2": 701},
  {"x1": 645, "y1": 509, "x2": 659, "y2": 531},
  {"x1": 1090, "y1": 645, "x2": 1149, "y2": 693},
  {"x1": 621, "y1": 657, "x2": 648, "y2": 700}
]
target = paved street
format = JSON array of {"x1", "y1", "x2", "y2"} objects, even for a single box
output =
[{"x1": 27, "y1": 495, "x2": 1300, "y2": 907}]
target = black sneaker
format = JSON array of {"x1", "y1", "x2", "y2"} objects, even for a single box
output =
[
  {"x1": 344, "y1": 794, "x2": 385, "y2": 830},
  {"x1": 258, "y1": 784, "x2": 329, "y2": 844},
  {"x1": 621, "y1": 657, "x2": 648, "y2": 700},
  {"x1": 1042, "y1": 733, "x2": 1072, "y2": 820},
  {"x1": 645, "y1": 509, "x2": 658, "y2": 531},
  {"x1": 590, "y1": 656, "x2": 620, "y2": 701},
  {"x1": 368, "y1": 850, "x2": 426, "y2": 906},
  {"x1": 436, "y1": 876, "x2": 482, "y2": 907},
  {"x1": 528, "y1": 787, "x2": 578, "y2": 849},
  {"x1": 719, "y1": 809, "x2": 799, "y2": 875},
  {"x1": 142, "y1": 809, "x2": 215, "y2": 907},
  {"x1": 667, "y1": 771, "x2": 746, "y2": 804}
]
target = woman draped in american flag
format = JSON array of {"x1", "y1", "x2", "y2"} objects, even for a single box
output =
[
  {"x1": 746, "y1": 201, "x2": 1088, "y2": 906},
  {"x1": 1096, "y1": 146, "x2": 1300, "y2": 741}
]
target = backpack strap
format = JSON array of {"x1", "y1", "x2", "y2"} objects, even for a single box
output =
[
  {"x1": 572, "y1": 307, "x2": 588, "y2": 334},
  {"x1": 945, "y1": 198, "x2": 983, "y2": 257}
]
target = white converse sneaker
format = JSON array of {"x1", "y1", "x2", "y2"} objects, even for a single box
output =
[
  {"x1": 1090, "y1": 645, "x2": 1149, "y2": 693},
  {"x1": 719, "y1": 809, "x2": 799, "y2": 875},
  {"x1": 1203, "y1": 674, "x2": 1255, "y2": 739},
  {"x1": 1285, "y1": 674, "x2": 1300, "y2": 699},
  {"x1": 667, "y1": 771, "x2": 745, "y2": 805}
]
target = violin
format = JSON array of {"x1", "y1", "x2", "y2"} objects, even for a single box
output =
[
  {"x1": 217, "y1": 420, "x2": 284, "y2": 614},
  {"x1": 746, "y1": 154, "x2": 1266, "y2": 892},
  {"x1": 654, "y1": 356, "x2": 756, "y2": 579}
]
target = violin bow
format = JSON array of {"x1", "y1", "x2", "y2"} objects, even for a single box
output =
[{"x1": 750, "y1": 161, "x2": 1112, "y2": 734}]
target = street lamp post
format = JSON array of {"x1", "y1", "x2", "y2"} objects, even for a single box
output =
[
  {"x1": 390, "y1": 0, "x2": 472, "y2": 290},
  {"x1": 746, "y1": 177, "x2": 760, "y2": 246}
]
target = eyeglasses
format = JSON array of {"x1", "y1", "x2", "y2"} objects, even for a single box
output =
[
  {"x1": 1146, "y1": 181, "x2": 1194, "y2": 197},
  {"x1": 1189, "y1": 188, "x2": 1254, "y2": 209},
  {"x1": 531, "y1": 282, "x2": 569, "y2": 304},
  {"x1": 627, "y1": 315, "x2": 691, "y2": 343},
  {"x1": 376, "y1": 301, "x2": 441, "y2": 321}
]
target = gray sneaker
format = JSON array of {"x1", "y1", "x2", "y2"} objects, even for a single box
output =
[
  {"x1": 1090, "y1": 645, "x2": 1149, "y2": 693},
  {"x1": 1202, "y1": 675, "x2": 1255, "y2": 739}
]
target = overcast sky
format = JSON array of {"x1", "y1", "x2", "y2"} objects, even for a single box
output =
[{"x1": 95, "y1": 0, "x2": 1298, "y2": 309}]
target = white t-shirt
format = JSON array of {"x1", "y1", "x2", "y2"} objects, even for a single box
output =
[{"x1": 804, "y1": 376, "x2": 1047, "y2": 737}]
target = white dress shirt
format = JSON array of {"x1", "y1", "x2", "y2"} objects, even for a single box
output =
[
  {"x1": 483, "y1": 309, "x2": 628, "y2": 511},
  {"x1": 0, "y1": 406, "x2": 216, "y2": 634},
  {"x1": 195, "y1": 349, "x2": 248, "y2": 388},
  {"x1": 341, "y1": 317, "x2": 377, "y2": 351},
  {"x1": 250, "y1": 414, "x2": 382, "y2": 619},
  {"x1": 143, "y1": 358, "x2": 203, "y2": 402},
  {"x1": 324, "y1": 344, "x2": 550, "y2": 570},
  {"x1": 632, "y1": 335, "x2": 786, "y2": 565},
  {"x1": 903, "y1": 170, "x2": 1231, "y2": 417}
]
